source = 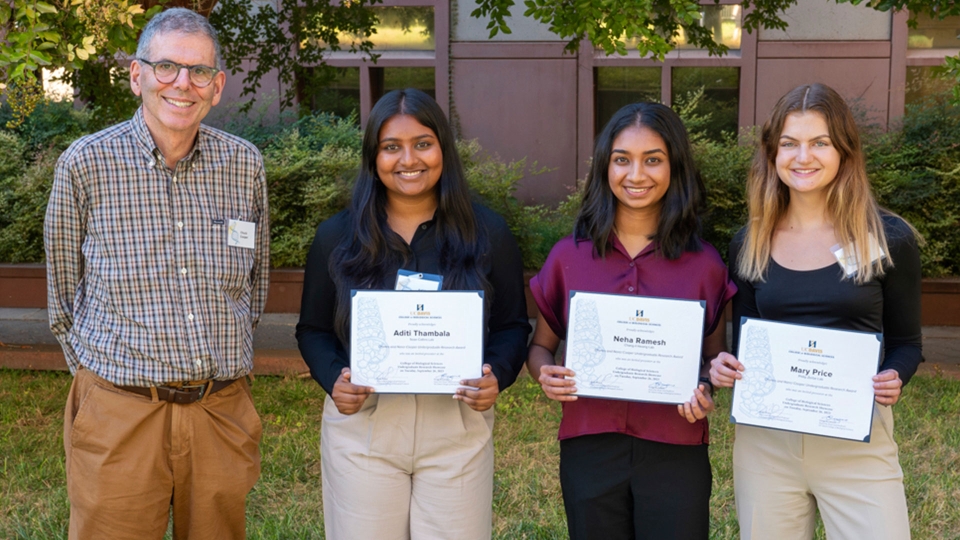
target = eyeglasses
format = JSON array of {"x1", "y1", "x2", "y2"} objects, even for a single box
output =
[{"x1": 137, "y1": 58, "x2": 219, "y2": 88}]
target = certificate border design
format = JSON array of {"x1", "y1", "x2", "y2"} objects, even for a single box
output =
[
  {"x1": 735, "y1": 324, "x2": 784, "y2": 420},
  {"x1": 568, "y1": 297, "x2": 614, "y2": 389},
  {"x1": 354, "y1": 296, "x2": 393, "y2": 382}
]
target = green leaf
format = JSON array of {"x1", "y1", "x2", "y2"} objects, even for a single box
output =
[
  {"x1": 34, "y1": 2, "x2": 58, "y2": 14},
  {"x1": 29, "y1": 51, "x2": 52, "y2": 65},
  {"x1": 10, "y1": 63, "x2": 26, "y2": 79}
]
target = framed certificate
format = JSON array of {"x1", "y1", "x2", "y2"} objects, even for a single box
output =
[
  {"x1": 350, "y1": 290, "x2": 484, "y2": 393},
  {"x1": 731, "y1": 318, "x2": 881, "y2": 442},
  {"x1": 565, "y1": 291, "x2": 706, "y2": 404}
]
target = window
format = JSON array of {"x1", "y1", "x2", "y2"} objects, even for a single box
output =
[
  {"x1": 672, "y1": 67, "x2": 739, "y2": 139},
  {"x1": 621, "y1": 4, "x2": 742, "y2": 53},
  {"x1": 335, "y1": 6, "x2": 436, "y2": 51},
  {"x1": 589, "y1": 2, "x2": 747, "y2": 142},
  {"x1": 905, "y1": 66, "x2": 953, "y2": 106},
  {"x1": 300, "y1": 68, "x2": 361, "y2": 119},
  {"x1": 594, "y1": 67, "x2": 661, "y2": 132},
  {"x1": 676, "y1": 5, "x2": 742, "y2": 50},
  {"x1": 298, "y1": 0, "x2": 448, "y2": 123},
  {"x1": 903, "y1": 13, "x2": 959, "y2": 107},
  {"x1": 371, "y1": 67, "x2": 436, "y2": 103},
  {"x1": 907, "y1": 14, "x2": 960, "y2": 50}
]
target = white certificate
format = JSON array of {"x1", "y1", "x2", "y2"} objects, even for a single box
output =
[
  {"x1": 731, "y1": 318, "x2": 881, "y2": 442},
  {"x1": 566, "y1": 291, "x2": 706, "y2": 404},
  {"x1": 350, "y1": 290, "x2": 484, "y2": 393}
]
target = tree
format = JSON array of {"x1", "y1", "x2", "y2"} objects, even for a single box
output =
[
  {"x1": 2, "y1": 0, "x2": 959, "y2": 124},
  {"x1": 471, "y1": 0, "x2": 960, "y2": 98},
  {"x1": 208, "y1": 0, "x2": 382, "y2": 114},
  {"x1": 0, "y1": 0, "x2": 161, "y2": 126}
]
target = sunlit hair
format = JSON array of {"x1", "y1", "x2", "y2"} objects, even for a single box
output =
[
  {"x1": 738, "y1": 83, "x2": 892, "y2": 284},
  {"x1": 329, "y1": 89, "x2": 489, "y2": 343},
  {"x1": 136, "y1": 7, "x2": 222, "y2": 69},
  {"x1": 575, "y1": 102, "x2": 705, "y2": 259}
]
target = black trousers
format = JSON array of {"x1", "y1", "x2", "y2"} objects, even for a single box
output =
[{"x1": 559, "y1": 432, "x2": 712, "y2": 540}]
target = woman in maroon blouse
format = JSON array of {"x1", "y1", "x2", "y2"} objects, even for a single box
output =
[{"x1": 527, "y1": 102, "x2": 736, "y2": 539}]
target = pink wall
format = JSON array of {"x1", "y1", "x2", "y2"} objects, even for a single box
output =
[{"x1": 451, "y1": 44, "x2": 580, "y2": 202}]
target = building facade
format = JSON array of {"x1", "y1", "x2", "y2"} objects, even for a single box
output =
[{"x1": 215, "y1": 0, "x2": 959, "y2": 203}]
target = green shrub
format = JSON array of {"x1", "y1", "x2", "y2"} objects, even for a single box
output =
[
  {"x1": 459, "y1": 139, "x2": 577, "y2": 270},
  {"x1": 0, "y1": 101, "x2": 91, "y2": 155},
  {"x1": 263, "y1": 113, "x2": 362, "y2": 267},
  {"x1": 0, "y1": 143, "x2": 60, "y2": 263},
  {"x1": 695, "y1": 130, "x2": 754, "y2": 260},
  {"x1": 866, "y1": 95, "x2": 960, "y2": 277},
  {"x1": 0, "y1": 94, "x2": 956, "y2": 277}
]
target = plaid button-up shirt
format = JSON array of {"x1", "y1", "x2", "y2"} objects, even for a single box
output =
[{"x1": 44, "y1": 107, "x2": 270, "y2": 387}]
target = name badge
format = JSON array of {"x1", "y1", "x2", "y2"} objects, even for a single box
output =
[
  {"x1": 831, "y1": 234, "x2": 885, "y2": 277},
  {"x1": 395, "y1": 269, "x2": 443, "y2": 291},
  {"x1": 227, "y1": 219, "x2": 256, "y2": 249}
]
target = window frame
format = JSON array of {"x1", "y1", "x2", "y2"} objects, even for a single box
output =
[{"x1": 892, "y1": 10, "x2": 959, "y2": 116}]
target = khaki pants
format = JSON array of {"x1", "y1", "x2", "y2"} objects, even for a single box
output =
[
  {"x1": 64, "y1": 368, "x2": 262, "y2": 540},
  {"x1": 321, "y1": 394, "x2": 495, "y2": 540},
  {"x1": 734, "y1": 404, "x2": 910, "y2": 540}
]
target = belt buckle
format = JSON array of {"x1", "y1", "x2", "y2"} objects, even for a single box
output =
[{"x1": 180, "y1": 382, "x2": 208, "y2": 400}]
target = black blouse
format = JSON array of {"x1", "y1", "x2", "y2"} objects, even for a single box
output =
[
  {"x1": 296, "y1": 203, "x2": 532, "y2": 394},
  {"x1": 729, "y1": 215, "x2": 923, "y2": 385}
]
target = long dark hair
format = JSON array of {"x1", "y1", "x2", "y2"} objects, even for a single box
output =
[
  {"x1": 330, "y1": 88, "x2": 489, "y2": 343},
  {"x1": 575, "y1": 102, "x2": 705, "y2": 259}
]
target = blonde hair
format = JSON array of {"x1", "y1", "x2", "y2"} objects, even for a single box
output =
[{"x1": 738, "y1": 83, "x2": 888, "y2": 284}]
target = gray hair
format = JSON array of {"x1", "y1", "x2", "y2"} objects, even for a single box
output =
[{"x1": 136, "y1": 8, "x2": 222, "y2": 69}]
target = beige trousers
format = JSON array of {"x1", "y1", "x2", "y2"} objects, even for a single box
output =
[
  {"x1": 321, "y1": 393, "x2": 495, "y2": 540},
  {"x1": 64, "y1": 368, "x2": 262, "y2": 540},
  {"x1": 734, "y1": 403, "x2": 910, "y2": 540}
]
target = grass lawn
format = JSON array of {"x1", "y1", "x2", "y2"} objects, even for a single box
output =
[{"x1": 1, "y1": 369, "x2": 958, "y2": 539}]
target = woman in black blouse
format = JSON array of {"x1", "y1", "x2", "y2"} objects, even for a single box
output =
[
  {"x1": 296, "y1": 88, "x2": 531, "y2": 539},
  {"x1": 710, "y1": 83, "x2": 921, "y2": 539}
]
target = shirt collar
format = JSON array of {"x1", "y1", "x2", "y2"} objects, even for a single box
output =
[
  {"x1": 131, "y1": 106, "x2": 204, "y2": 168},
  {"x1": 610, "y1": 232, "x2": 657, "y2": 260}
]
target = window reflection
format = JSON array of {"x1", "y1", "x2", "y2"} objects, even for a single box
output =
[
  {"x1": 594, "y1": 67, "x2": 661, "y2": 133},
  {"x1": 336, "y1": 7, "x2": 435, "y2": 51},
  {"x1": 907, "y1": 14, "x2": 960, "y2": 49},
  {"x1": 676, "y1": 5, "x2": 742, "y2": 50},
  {"x1": 672, "y1": 67, "x2": 739, "y2": 141},
  {"x1": 300, "y1": 67, "x2": 361, "y2": 120},
  {"x1": 905, "y1": 66, "x2": 953, "y2": 105},
  {"x1": 371, "y1": 67, "x2": 436, "y2": 103},
  {"x1": 621, "y1": 5, "x2": 742, "y2": 52}
]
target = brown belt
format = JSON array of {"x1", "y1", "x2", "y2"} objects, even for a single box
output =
[{"x1": 116, "y1": 379, "x2": 239, "y2": 404}]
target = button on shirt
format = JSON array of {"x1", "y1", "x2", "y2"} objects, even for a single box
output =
[
  {"x1": 44, "y1": 107, "x2": 270, "y2": 387},
  {"x1": 530, "y1": 235, "x2": 736, "y2": 445}
]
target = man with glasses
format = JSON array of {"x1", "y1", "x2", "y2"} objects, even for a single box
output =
[{"x1": 44, "y1": 8, "x2": 268, "y2": 539}]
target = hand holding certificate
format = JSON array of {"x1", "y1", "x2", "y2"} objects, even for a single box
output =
[
  {"x1": 730, "y1": 318, "x2": 881, "y2": 442},
  {"x1": 565, "y1": 291, "x2": 706, "y2": 404},
  {"x1": 350, "y1": 290, "x2": 484, "y2": 394}
]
